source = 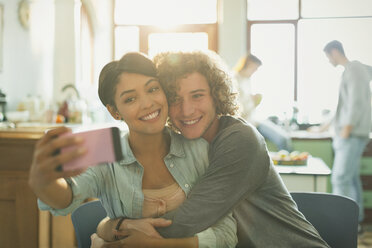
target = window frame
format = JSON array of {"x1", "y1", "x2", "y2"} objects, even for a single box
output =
[
  {"x1": 246, "y1": 1, "x2": 372, "y2": 103},
  {"x1": 113, "y1": 0, "x2": 219, "y2": 55}
]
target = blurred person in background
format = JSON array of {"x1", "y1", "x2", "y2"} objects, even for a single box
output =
[
  {"x1": 233, "y1": 54, "x2": 293, "y2": 151},
  {"x1": 313, "y1": 40, "x2": 372, "y2": 232}
]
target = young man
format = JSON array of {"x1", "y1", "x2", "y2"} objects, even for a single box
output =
[
  {"x1": 323, "y1": 40, "x2": 372, "y2": 228},
  {"x1": 100, "y1": 51, "x2": 329, "y2": 247}
]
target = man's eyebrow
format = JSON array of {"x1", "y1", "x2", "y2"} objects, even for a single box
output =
[
  {"x1": 190, "y1": 89, "x2": 207, "y2": 94},
  {"x1": 119, "y1": 78, "x2": 158, "y2": 97}
]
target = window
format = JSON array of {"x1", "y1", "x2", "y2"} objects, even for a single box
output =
[
  {"x1": 78, "y1": 4, "x2": 94, "y2": 86},
  {"x1": 247, "y1": 0, "x2": 372, "y2": 124},
  {"x1": 114, "y1": 0, "x2": 218, "y2": 59},
  {"x1": 251, "y1": 24, "x2": 295, "y2": 120}
]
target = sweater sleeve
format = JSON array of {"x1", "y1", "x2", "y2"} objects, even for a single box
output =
[
  {"x1": 157, "y1": 123, "x2": 270, "y2": 238},
  {"x1": 344, "y1": 64, "x2": 368, "y2": 126}
]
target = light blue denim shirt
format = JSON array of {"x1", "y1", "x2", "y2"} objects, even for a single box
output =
[{"x1": 38, "y1": 127, "x2": 237, "y2": 248}]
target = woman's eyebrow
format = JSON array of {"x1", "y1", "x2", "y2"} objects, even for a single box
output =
[
  {"x1": 119, "y1": 89, "x2": 134, "y2": 98},
  {"x1": 119, "y1": 78, "x2": 158, "y2": 97},
  {"x1": 145, "y1": 78, "x2": 158, "y2": 86}
]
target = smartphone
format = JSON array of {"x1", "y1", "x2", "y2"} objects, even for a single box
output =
[{"x1": 61, "y1": 127, "x2": 124, "y2": 171}]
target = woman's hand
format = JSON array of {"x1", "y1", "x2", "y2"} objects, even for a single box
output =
[
  {"x1": 101, "y1": 229, "x2": 198, "y2": 248},
  {"x1": 28, "y1": 126, "x2": 87, "y2": 208},
  {"x1": 102, "y1": 229, "x2": 159, "y2": 248},
  {"x1": 115, "y1": 218, "x2": 172, "y2": 239}
]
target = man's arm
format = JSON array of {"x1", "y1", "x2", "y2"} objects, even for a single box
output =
[
  {"x1": 343, "y1": 64, "x2": 367, "y2": 130},
  {"x1": 158, "y1": 123, "x2": 270, "y2": 238},
  {"x1": 97, "y1": 212, "x2": 237, "y2": 248}
]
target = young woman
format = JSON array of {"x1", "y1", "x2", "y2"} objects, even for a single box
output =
[{"x1": 28, "y1": 52, "x2": 237, "y2": 248}]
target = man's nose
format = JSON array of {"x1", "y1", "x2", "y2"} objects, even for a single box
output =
[{"x1": 181, "y1": 99, "x2": 195, "y2": 117}]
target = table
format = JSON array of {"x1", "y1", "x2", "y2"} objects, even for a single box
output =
[{"x1": 274, "y1": 156, "x2": 331, "y2": 193}]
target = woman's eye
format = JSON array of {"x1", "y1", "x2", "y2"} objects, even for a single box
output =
[
  {"x1": 149, "y1": 87, "x2": 159, "y2": 93},
  {"x1": 124, "y1": 97, "x2": 135, "y2": 103}
]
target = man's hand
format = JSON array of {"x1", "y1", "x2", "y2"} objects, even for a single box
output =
[
  {"x1": 340, "y1": 125, "x2": 352, "y2": 138},
  {"x1": 102, "y1": 229, "x2": 158, "y2": 248},
  {"x1": 116, "y1": 218, "x2": 172, "y2": 239}
]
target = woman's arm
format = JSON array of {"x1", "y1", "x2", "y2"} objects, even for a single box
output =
[{"x1": 28, "y1": 127, "x2": 87, "y2": 209}]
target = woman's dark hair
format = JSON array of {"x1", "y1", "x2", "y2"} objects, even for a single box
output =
[{"x1": 98, "y1": 52, "x2": 157, "y2": 107}]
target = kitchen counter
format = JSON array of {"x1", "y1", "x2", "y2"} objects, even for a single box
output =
[
  {"x1": 274, "y1": 156, "x2": 331, "y2": 192},
  {"x1": 0, "y1": 121, "x2": 128, "y2": 139}
]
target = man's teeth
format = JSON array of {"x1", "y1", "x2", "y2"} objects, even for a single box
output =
[
  {"x1": 183, "y1": 119, "x2": 199, "y2": 125},
  {"x1": 141, "y1": 111, "x2": 159, "y2": 120}
]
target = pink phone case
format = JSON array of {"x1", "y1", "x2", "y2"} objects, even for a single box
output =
[{"x1": 61, "y1": 127, "x2": 123, "y2": 171}]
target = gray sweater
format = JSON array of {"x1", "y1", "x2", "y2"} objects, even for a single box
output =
[
  {"x1": 158, "y1": 116, "x2": 329, "y2": 247},
  {"x1": 334, "y1": 61, "x2": 372, "y2": 138}
]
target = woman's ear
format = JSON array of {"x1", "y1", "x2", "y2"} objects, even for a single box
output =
[{"x1": 106, "y1": 105, "x2": 121, "y2": 120}]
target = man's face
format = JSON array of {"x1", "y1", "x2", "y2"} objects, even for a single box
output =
[
  {"x1": 325, "y1": 51, "x2": 338, "y2": 67},
  {"x1": 168, "y1": 72, "x2": 219, "y2": 142}
]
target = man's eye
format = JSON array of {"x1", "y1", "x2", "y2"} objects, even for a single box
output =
[
  {"x1": 124, "y1": 97, "x2": 135, "y2": 103},
  {"x1": 192, "y1": 94, "x2": 203, "y2": 99},
  {"x1": 170, "y1": 97, "x2": 181, "y2": 105}
]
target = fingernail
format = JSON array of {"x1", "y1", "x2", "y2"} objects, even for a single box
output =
[{"x1": 75, "y1": 136, "x2": 83, "y2": 143}]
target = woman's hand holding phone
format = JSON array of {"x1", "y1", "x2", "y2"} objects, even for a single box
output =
[{"x1": 28, "y1": 126, "x2": 88, "y2": 207}]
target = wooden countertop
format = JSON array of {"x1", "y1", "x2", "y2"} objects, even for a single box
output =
[
  {"x1": 0, "y1": 122, "x2": 128, "y2": 140},
  {"x1": 0, "y1": 127, "x2": 48, "y2": 139}
]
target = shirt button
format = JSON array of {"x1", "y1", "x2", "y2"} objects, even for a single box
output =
[
  {"x1": 170, "y1": 163, "x2": 174, "y2": 168},
  {"x1": 185, "y1": 184, "x2": 189, "y2": 188}
]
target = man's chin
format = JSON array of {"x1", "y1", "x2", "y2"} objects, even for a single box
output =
[{"x1": 180, "y1": 131, "x2": 202, "y2": 140}]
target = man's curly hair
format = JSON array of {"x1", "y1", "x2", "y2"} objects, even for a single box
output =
[{"x1": 153, "y1": 50, "x2": 238, "y2": 116}]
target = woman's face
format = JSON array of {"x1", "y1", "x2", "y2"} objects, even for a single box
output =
[{"x1": 110, "y1": 72, "x2": 168, "y2": 136}]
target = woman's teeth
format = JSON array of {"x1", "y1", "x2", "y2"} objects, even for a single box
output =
[{"x1": 141, "y1": 110, "x2": 159, "y2": 121}]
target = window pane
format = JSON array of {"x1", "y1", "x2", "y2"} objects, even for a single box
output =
[
  {"x1": 250, "y1": 24, "x2": 295, "y2": 120},
  {"x1": 115, "y1": 0, "x2": 217, "y2": 25},
  {"x1": 247, "y1": 0, "x2": 299, "y2": 20},
  {"x1": 297, "y1": 18, "x2": 372, "y2": 124},
  {"x1": 302, "y1": 0, "x2": 372, "y2": 18},
  {"x1": 148, "y1": 32, "x2": 208, "y2": 58},
  {"x1": 115, "y1": 26, "x2": 139, "y2": 60}
]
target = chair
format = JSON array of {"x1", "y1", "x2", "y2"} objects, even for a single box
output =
[
  {"x1": 291, "y1": 192, "x2": 359, "y2": 248},
  {"x1": 71, "y1": 200, "x2": 107, "y2": 248}
]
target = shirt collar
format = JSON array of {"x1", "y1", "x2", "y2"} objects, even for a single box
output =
[{"x1": 118, "y1": 127, "x2": 185, "y2": 166}]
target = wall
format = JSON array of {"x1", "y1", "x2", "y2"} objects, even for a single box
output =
[
  {"x1": 0, "y1": 0, "x2": 113, "y2": 114},
  {"x1": 0, "y1": 0, "x2": 55, "y2": 110}
]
